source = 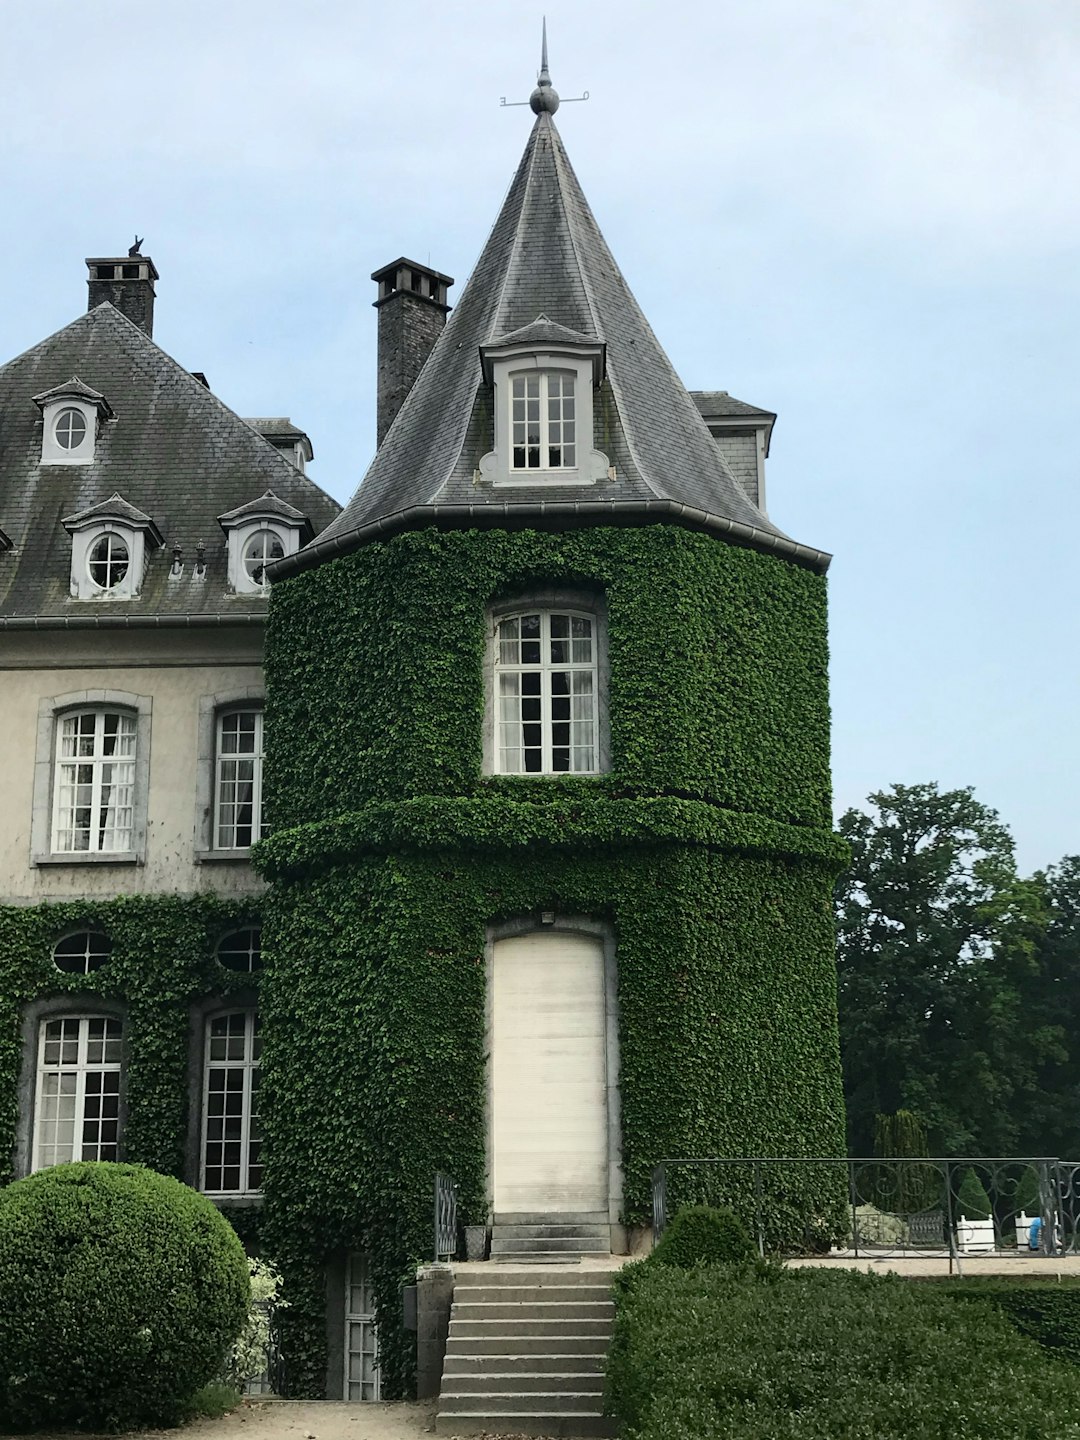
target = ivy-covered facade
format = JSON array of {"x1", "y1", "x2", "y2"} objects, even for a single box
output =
[
  {"x1": 256, "y1": 87, "x2": 847, "y2": 1395},
  {"x1": 0, "y1": 77, "x2": 846, "y2": 1406}
]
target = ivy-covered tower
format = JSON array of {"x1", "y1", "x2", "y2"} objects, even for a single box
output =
[{"x1": 258, "y1": 64, "x2": 847, "y2": 1395}]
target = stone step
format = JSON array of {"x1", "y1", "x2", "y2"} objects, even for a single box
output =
[
  {"x1": 452, "y1": 1284, "x2": 614, "y2": 1305},
  {"x1": 492, "y1": 1223, "x2": 611, "y2": 1241},
  {"x1": 443, "y1": 1352, "x2": 606, "y2": 1375},
  {"x1": 445, "y1": 1334, "x2": 610, "y2": 1357},
  {"x1": 452, "y1": 1300, "x2": 614, "y2": 1322},
  {"x1": 493, "y1": 1211, "x2": 609, "y2": 1227},
  {"x1": 492, "y1": 1235, "x2": 612, "y2": 1254},
  {"x1": 449, "y1": 1317, "x2": 613, "y2": 1340},
  {"x1": 439, "y1": 1390, "x2": 605, "y2": 1414},
  {"x1": 442, "y1": 1370, "x2": 605, "y2": 1394},
  {"x1": 435, "y1": 1412, "x2": 615, "y2": 1437},
  {"x1": 456, "y1": 1268, "x2": 620, "y2": 1287}
]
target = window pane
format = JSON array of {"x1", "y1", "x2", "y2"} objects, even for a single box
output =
[
  {"x1": 494, "y1": 608, "x2": 599, "y2": 777},
  {"x1": 35, "y1": 1016, "x2": 122, "y2": 1173}
]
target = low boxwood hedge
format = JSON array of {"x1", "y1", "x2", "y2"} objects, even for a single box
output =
[
  {"x1": 607, "y1": 1263, "x2": 1080, "y2": 1438},
  {"x1": 650, "y1": 1205, "x2": 756, "y2": 1268},
  {"x1": 0, "y1": 1162, "x2": 249, "y2": 1431},
  {"x1": 933, "y1": 1276, "x2": 1080, "y2": 1367}
]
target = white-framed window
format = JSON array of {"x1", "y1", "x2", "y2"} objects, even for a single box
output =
[
  {"x1": 495, "y1": 610, "x2": 599, "y2": 774},
  {"x1": 214, "y1": 710, "x2": 264, "y2": 850},
  {"x1": 87, "y1": 532, "x2": 130, "y2": 591},
  {"x1": 52, "y1": 709, "x2": 137, "y2": 854},
  {"x1": 201, "y1": 1011, "x2": 262, "y2": 1196},
  {"x1": 511, "y1": 370, "x2": 576, "y2": 470},
  {"x1": 478, "y1": 335, "x2": 608, "y2": 487},
  {"x1": 344, "y1": 1253, "x2": 380, "y2": 1401},
  {"x1": 54, "y1": 407, "x2": 88, "y2": 451},
  {"x1": 242, "y1": 530, "x2": 285, "y2": 587},
  {"x1": 33, "y1": 1016, "x2": 122, "y2": 1170}
]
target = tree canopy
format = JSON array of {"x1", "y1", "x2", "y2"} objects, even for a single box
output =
[{"x1": 836, "y1": 783, "x2": 1072, "y2": 1157}]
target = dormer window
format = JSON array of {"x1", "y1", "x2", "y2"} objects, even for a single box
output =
[
  {"x1": 512, "y1": 371, "x2": 576, "y2": 470},
  {"x1": 61, "y1": 495, "x2": 162, "y2": 602},
  {"x1": 33, "y1": 377, "x2": 113, "y2": 466},
  {"x1": 218, "y1": 491, "x2": 312, "y2": 595},
  {"x1": 479, "y1": 316, "x2": 609, "y2": 488},
  {"x1": 243, "y1": 530, "x2": 284, "y2": 586}
]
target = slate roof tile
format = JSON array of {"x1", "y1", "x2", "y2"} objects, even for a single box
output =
[
  {"x1": 0, "y1": 304, "x2": 340, "y2": 622},
  {"x1": 284, "y1": 113, "x2": 829, "y2": 576}
]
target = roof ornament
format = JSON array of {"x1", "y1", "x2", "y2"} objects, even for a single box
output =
[
  {"x1": 500, "y1": 19, "x2": 589, "y2": 112},
  {"x1": 128, "y1": 236, "x2": 144, "y2": 257}
]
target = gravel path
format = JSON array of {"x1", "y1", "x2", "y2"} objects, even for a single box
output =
[{"x1": 36, "y1": 1399, "x2": 552, "y2": 1440}]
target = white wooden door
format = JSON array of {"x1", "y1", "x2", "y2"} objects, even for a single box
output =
[{"x1": 492, "y1": 930, "x2": 608, "y2": 1213}]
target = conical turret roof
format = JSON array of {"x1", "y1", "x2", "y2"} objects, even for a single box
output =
[{"x1": 280, "y1": 112, "x2": 829, "y2": 576}]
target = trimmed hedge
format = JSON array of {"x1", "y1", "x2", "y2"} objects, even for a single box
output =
[
  {"x1": 607, "y1": 1263, "x2": 1080, "y2": 1439},
  {"x1": 936, "y1": 1276, "x2": 1080, "y2": 1367},
  {"x1": 0, "y1": 1162, "x2": 249, "y2": 1431},
  {"x1": 651, "y1": 1205, "x2": 756, "y2": 1267},
  {"x1": 259, "y1": 523, "x2": 847, "y2": 1395}
]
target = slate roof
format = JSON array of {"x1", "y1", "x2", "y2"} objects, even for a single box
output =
[
  {"x1": 278, "y1": 111, "x2": 830, "y2": 577},
  {"x1": 0, "y1": 303, "x2": 340, "y2": 624},
  {"x1": 691, "y1": 391, "x2": 775, "y2": 421}
]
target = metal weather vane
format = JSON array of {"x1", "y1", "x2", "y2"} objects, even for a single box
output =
[{"x1": 501, "y1": 18, "x2": 589, "y2": 111}]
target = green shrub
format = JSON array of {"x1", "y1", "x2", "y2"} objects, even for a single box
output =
[
  {"x1": 936, "y1": 1276, "x2": 1080, "y2": 1367},
  {"x1": 957, "y1": 1167, "x2": 994, "y2": 1221},
  {"x1": 607, "y1": 1263, "x2": 1080, "y2": 1439},
  {"x1": 0, "y1": 1162, "x2": 250, "y2": 1431},
  {"x1": 651, "y1": 1205, "x2": 756, "y2": 1267}
]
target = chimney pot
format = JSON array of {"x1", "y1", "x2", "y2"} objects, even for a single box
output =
[{"x1": 86, "y1": 254, "x2": 159, "y2": 337}]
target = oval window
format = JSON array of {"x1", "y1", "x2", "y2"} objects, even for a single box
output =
[
  {"x1": 53, "y1": 931, "x2": 112, "y2": 975},
  {"x1": 88, "y1": 533, "x2": 129, "y2": 590},
  {"x1": 243, "y1": 531, "x2": 284, "y2": 585},
  {"x1": 217, "y1": 928, "x2": 263, "y2": 973},
  {"x1": 55, "y1": 408, "x2": 88, "y2": 450}
]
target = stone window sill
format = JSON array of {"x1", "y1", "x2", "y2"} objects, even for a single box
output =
[
  {"x1": 195, "y1": 849, "x2": 254, "y2": 864},
  {"x1": 33, "y1": 851, "x2": 141, "y2": 867}
]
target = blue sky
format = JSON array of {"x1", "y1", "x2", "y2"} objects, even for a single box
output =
[{"x1": 1, "y1": 0, "x2": 1076, "y2": 874}]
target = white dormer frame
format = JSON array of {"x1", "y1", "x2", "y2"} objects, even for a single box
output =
[
  {"x1": 226, "y1": 519, "x2": 297, "y2": 594},
  {"x1": 67, "y1": 522, "x2": 146, "y2": 602},
  {"x1": 479, "y1": 342, "x2": 610, "y2": 488},
  {"x1": 34, "y1": 381, "x2": 113, "y2": 466}
]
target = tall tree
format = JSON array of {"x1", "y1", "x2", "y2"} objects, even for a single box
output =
[{"x1": 836, "y1": 783, "x2": 1057, "y2": 1155}]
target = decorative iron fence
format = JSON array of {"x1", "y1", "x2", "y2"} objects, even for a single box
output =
[
  {"x1": 435, "y1": 1171, "x2": 459, "y2": 1262},
  {"x1": 651, "y1": 1156, "x2": 1069, "y2": 1262}
]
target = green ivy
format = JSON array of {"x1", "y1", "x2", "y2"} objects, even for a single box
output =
[
  {"x1": 0, "y1": 895, "x2": 261, "y2": 1184},
  {"x1": 257, "y1": 523, "x2": 847, "y2": 1399}
]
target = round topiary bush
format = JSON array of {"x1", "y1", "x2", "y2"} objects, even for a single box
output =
[
  {"x1": 651, "y1": 1204, "x2": 756, "y2": 1267},
  {"x1": 0, "y1": 1162, "x2": 250, "y2": 1431}
]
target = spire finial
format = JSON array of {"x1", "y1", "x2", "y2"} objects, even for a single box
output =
[{"x1": 530, "y1": 17, "x2": 560, "y2": 114}]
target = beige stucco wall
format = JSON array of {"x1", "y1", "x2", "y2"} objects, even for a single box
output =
[{"x1": 0, "y1": 627, "x2": 266, "y2": 903}]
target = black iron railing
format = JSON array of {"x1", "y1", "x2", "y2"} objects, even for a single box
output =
[
  {"x1": 651, "y1": 1156, "x2": 1067, "y2": 1263},
  {"x1": 434, "y1": 1171, "x2": 459, "y2": 1262}
]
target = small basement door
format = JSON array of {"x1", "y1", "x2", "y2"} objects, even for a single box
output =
[{"x1": 491, "y1": 930, "x2": 609, "y2": 1213}]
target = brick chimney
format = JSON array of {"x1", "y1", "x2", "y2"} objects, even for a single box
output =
[
  {"x1": 86, "y1": 254, "x2": 159, "y2": 337},
  {"x1": 372, "y1": 258, "x2": 453, "y2": 445}
]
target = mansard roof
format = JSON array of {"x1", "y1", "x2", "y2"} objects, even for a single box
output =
[
  {"x1": 280, "y1": 111, "x2": 830, "y2": 578},
  {"x1": 0, "y1": 303, "x2": 340, "y2": 624}
]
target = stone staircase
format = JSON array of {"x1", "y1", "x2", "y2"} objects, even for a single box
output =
[
  {"x1": 436, "y1": 1266, "x2": 618, "y2": 1437},
  {"x1": 491, "y1": 1210, "x2": 612, "y2": 1263}
]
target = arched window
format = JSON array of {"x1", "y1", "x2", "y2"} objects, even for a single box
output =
[
  {"x1": 494, "y1": 609, "x2": 600, "y2": 774},
  {"x1": 201, "y1": 1011, "x2": 262, "y2": 1195},
  {"x1": 33, "y1": 1015, "x2": 122, "y2": 1169}
]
